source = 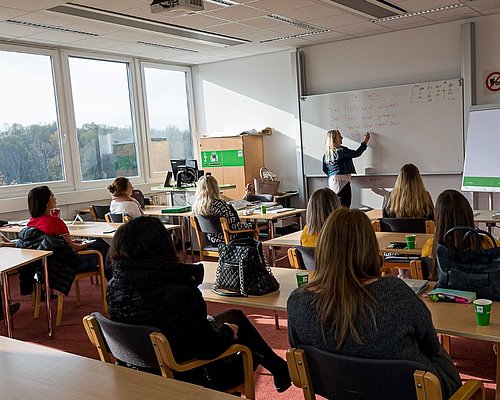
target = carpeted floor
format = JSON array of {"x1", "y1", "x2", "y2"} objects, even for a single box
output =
[{"x1": 2, "y1": 271, "x2": 497, "y2": 400}]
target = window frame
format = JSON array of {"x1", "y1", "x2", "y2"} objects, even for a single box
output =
[
  {"x1": 0, "y1": 44, "x2": 75, "y2": 199},
  {"x1": 61, "y1": 50, "x2": 144, "y2": 190},
  {"x1": 138, "y1": 61, "x2": 197, "y2": 181},
  {"x1": 0, "y1": 44, "x2": 197, "y2": 212}
]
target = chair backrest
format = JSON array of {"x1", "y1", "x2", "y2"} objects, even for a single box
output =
[
  {"x1": 373, "y1": 218, "x2": 434, "y2": 234},
  {"x1": 88, "y1": 312, "x2": 160, "y2": 370},
  {"x1": 104, "y1": 213, "x2": 130, "y2": 223},
  {"x1": 246, "y1": 193, "x2": 274, "y2": 202},
  {"x1": 131, "y1": 189, "x2": 146, "y2": 209},
  {"x1": 288, "y1": 246, "x2": 315, "y2": 270},
  {"x1": 287, "y1": 345, "x2": 437, "y2": 400},
  {"x1": 196, "y1": 215, "x2": 223, "y2": 235},
  {"x1": 90, "y1": 205, "x2": 111, "y2": 222}
]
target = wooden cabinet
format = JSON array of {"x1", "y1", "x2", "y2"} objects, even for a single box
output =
[{"x1": 199, "y1": 135, "x2": 263, "y2": 200}]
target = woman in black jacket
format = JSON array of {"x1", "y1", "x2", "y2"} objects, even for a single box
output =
[{"x1": 106, "y1": 216, "x2": 290, "y2": 393}]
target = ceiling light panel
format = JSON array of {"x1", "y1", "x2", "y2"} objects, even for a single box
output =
[
  {"x1": 5, "y1": 19, "x2": 99, "y2": 36},
  {"x1": 266, "y1": 14, "x2": 324, "y2": 31},
  {"x1": 372, "y1": 1, "x2": 470, "y2": 22}
]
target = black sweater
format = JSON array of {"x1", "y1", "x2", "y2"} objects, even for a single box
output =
[
  {"x1": 107, "y1": 258, "x2": 234, "y2": 363},
  {"x1": 287, "y1": 276, "x2": 455, "y2": 398}
]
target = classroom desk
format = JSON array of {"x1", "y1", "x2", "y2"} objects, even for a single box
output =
[
  {"x1": 0, "y1": 248, "x2": 53, "y2": 338},
  {"x1": 262, "y1": 231, "x2": 433, "y2": 267},
  {"x1": 366, "y1": 209, "x2": 500, "y2": 233},
  {"x1": 239, "y1": 208, "x2": 305, "y2": 239},
  {"x1": 0, "y1": 336, "x2": 237, "y2": 400},
  {"x1": 0, "y1": 221, "x2": 184, "y2": 257},
  {"x1": 200, "y1": 261, "x2": 500, "y2": 398}
]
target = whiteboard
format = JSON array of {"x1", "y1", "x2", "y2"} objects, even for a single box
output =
[
  {"x1": 300, "y1": 79, "x2": 464, "y2": 176},
  {"x1": 462, "y1": 108, "x2": 500, "y2": 192}
]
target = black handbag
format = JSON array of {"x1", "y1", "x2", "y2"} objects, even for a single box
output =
[
  {"x1": 436, "y1": 226, "x2": 500, "y2": 300},
  {"x1": 213, "y1": 238, "x2": 279, "y2": 297}
]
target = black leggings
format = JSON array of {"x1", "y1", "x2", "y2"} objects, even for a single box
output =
[
  {"x1": 337, "y1": 181, "x2": 352, "y2": 208},
  {"x1": 178, "y1": 309, "x2": 287, "y2": 391}
]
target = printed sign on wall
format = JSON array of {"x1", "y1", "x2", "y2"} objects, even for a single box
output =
[{"x1": 484, "y1": 70, "x2": 500, "y2": 94}]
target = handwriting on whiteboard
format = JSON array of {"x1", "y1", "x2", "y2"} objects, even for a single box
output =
[{"x1": 411, "y1": 80, "x2": 458, "y2": 103}]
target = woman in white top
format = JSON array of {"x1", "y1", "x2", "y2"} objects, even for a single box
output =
[{"x1": 108, "y1": 177, "x2": 144, "y2": 219}]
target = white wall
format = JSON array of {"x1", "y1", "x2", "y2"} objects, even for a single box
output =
[
  {"x1": 190, "y1": 13, "x2": 500, "y2": 211},
  {"x1": 192, "y1": 51, "x2": 300, "y2": 194}
]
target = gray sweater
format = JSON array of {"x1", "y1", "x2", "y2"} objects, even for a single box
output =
[{"x1": 287, "y1": 276, "x2": 455, "y2": 397}]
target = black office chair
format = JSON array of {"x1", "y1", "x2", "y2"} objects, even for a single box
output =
[
  {"x1": 372, "y1": 218, "x2": 434, "y2": 273},
  {"x1": 287, "y1": 345, "x2": 484, "y2": 400},
  {"x1": 373, "y1": 218, "x2": 435, "y2": 234},
  {"x1": 83, "y1": 312, "x2": 160, "y2": 371},
  {"x1": 89, "y1": 205, "x2": 111, "y2": 222},
  {"x1": 104, "y1": 213, "x2": 131, "y2": 223}
]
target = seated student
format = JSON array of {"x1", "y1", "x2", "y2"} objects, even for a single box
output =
[
  {"x1": 107, "y1": 216, "x2": 290, "y2": 392},
  {"x1": 300, "y1": 188, "x2": 340, "y2": 247},
  {"x1": 17, "y1": 186, "x2": 109, "y2": 293},
  {"x1": 108, "y1": 177, "x2": 144, "y2": 219},
  {"x1": 382, "y1": 163, "x2": 434, "y2": 219},
  {"x1": 192, "y1": 175, "x2": 252, "y2": 245},
  {"x1": 422, "y1": 189, "x2": 496, "y2": 280},
  {"x1": 287, "y1": 208, "x2": 462, "y2": 399}
]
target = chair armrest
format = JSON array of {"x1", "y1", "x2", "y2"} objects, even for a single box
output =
[
  {"x1": 1, "y1": 241, "x2": 16, "y2": 247},
  {"x1": 449, "y1": 380, "x2": 485, "y2": 400}
]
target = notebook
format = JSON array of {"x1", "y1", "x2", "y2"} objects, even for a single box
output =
[
  {"x1": 427, "y1": 288, "x2": 477, "y2": 303},
  {"x1": 401, "y1": 278, "x2": 429, "y2": 295},
  {"x1": 161, "y1": 206, "x2": 191, "y2": 214},
  {"x1": 267, "y1": 207, "x2": 295, "y2": 214}
]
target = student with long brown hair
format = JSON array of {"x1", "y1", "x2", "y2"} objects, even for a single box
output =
[
  {"x1": 382, "y1": 163, "x2": 434, "y2": 219},
  {"x1": 287, "y1": 208, "x2": 461, "y2": 399},
  {"x1": 300, "y1": 187, "x2": 340, "y2": 247},
  {"x1": 422, "y1": 189, "x2": 496, "y2": 280}
]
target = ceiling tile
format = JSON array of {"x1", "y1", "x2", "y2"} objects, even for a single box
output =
[
  {"x1": 248, "y1": 0, "x2": 318, "y2": 14},
  {"x1": 69, "y1": 36, "x2": 126, "y2": 49},
  {"x1": 397, "y1": 0, "x2": 459, "y2": 12},
  {"x1": 269, "y1": 25, "x2": 311, "y2": 36},
  {"x1": 206, "y1": 4, "x2": 267, "y2": 20},
  {"x1": 425, "y1": 7, "x2": 480, "y2": 22},
  {"x1": 0, "y1": 20, "x2": 45, "y2": 37},
  {"x1": 24, "y1": 30, "x2": 89, "y2": 44},
  {"x1": 74, "y1": 0, "x2": 144, "y2": 12},
  {"x1": 239, "y1": 16, "x2": 284, "y2": 29},
  {"x1": 376, "y1": 15, "x2": 434, "y2": 29},
  {"x1": 205, "y1": 22, "x2": 255, "y2": 36},
  {"x1": 0, "y1": 0, "x2": 64, "y2": 12},
  {"x1": 0, "y1": 7, "x2": 30, "y2": 20},
  {"x1": 479, "y1": 7, "x2": 500, "y2": 15},
  {"x1": 238, "y1": 29, "x2": 284, "y2": 41},
  {"x1": 468, "y1": 0, "x2": 500, "y2": 12},
  {"x1": 309, "y1": 12, "x2": 369, "y2": 29},
  {"x1": 280, "y1": 4, "x2": 345, "y2": 21},
  {"x1": 11, "y1": 10, "x2": 78, "y2": 27},
  {"x1": 331, "y1": 22, "x2": 393, "y2": 36}
]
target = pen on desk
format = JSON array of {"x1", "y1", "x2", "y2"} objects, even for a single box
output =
[{"x1": 103, "y1": 229, "x2": 116, "y2": 234}]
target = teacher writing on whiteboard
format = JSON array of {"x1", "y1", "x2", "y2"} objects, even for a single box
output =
[{"x1": 322, "y1": 130, "x2": 371, "y2": 208}]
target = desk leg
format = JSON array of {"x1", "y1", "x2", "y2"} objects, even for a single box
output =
[
  {"x1": 269, "y1": 246, "x2": 276, "y2": 268},
  {"x1": 43, "y1": 257, "x2": 54, "y2": 339},
  {"x1": 269, "y1": 220, "x2": 276, "y2": 239},
  {"x1": 274, "y1": 310, "x2": 280, "y2": 330},
  {"x1": 180, "y1": 223, "x2": 186, "y2": 261},
  {"x1": 1, "y1": 272, "x2": 13, "y2": 338}
]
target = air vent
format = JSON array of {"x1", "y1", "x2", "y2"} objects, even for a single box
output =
[
  {"x1": 48, "y1": 3, "x2": 248, "y2": 47},
  {"x1": 137, "y1": 40, "x2": 198, "y2": 52},
  {"x1": 315, "y1": 0, "x2": 406, "y2": 19},
  {"x1": 5, "y1": 19, "x2": 99, "y2": 36}
]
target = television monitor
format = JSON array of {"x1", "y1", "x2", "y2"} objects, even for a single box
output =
[
  {"x1": 186, "y1": 159, "x2": 198, "y2": 170},
  {"x1": 170, "y1": 159, "x2": 186, "y2": 179}
]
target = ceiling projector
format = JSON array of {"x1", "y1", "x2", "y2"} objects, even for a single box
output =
[{"x1": 150, "y1": 0, "x2": 204, "y2": 13}]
